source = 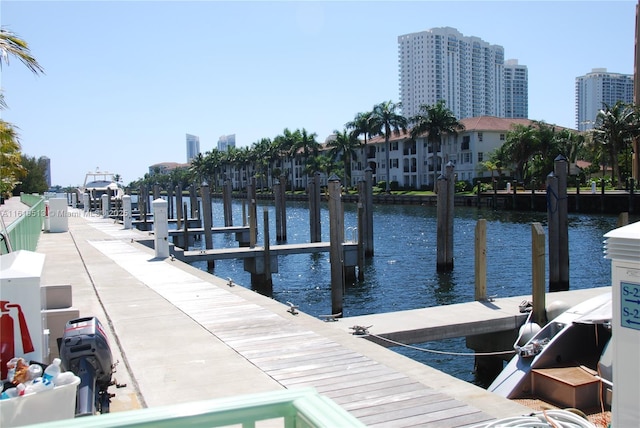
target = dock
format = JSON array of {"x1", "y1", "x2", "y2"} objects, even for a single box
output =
[
  {"x1": 331, "y1": 287, "x2": 611, "y2": 347},
  {"x1": 176, "y1": 241, "x2": 358, "y2": 262},
  {"x1": 12, "y1": 201, "x2": 606, "y2": 426}
]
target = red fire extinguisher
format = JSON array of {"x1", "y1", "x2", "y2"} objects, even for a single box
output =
[{"x1": 1, "y1": 301, "x2": 35, "y2": 380}]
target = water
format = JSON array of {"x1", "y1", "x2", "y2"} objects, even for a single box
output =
[{"x1": 169, "y1": 198, "x2": 636, "y2": 386}]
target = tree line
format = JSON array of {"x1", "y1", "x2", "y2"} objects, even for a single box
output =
[{"x1": 2, "y1": 29, "x2": 639, "y2": 198}]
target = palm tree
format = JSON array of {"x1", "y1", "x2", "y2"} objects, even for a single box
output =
[
  {"x1": 409, "y1": 100, "x2": 464, "y2": 188},
  {"x1": 346, "y1": 111, "x2": 379, "y2": 167},
  {"x1": 189, "y1": 153, "x2": 207, "y2": 184},
  {"x1": 251, "y1": 138, "x2": 273, "y2": 190},
  {"x1": 0, "y1": 121, "x2": 25, "y2": 197},
  {"x1": 0, "y1": 28, "x2": 43, "y2": 197},
  {"x1": 290, "y1": 128, "x2": 319, "y2": 185},
  {"x1": 501, "y1": 124, "x2": 538, "y2": 184},
  {"x1": 371, "y1": 101, "x2": 408, "y2": 193},
  {"x1": 593, "y1": 101, "x2": 639, "y2": 188},
  {"x1": 327, "y1": 129, "x2": 361, "y2": 189},
  {"x1": 272, "y1": 128, "x2": 298, "y2": 187},
  {"x1": 0, "y1": 28, "x2": 44, "y2": 75}
]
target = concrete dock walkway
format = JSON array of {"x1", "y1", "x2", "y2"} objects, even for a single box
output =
[{"x1": 16, "y1": 203, "x2": 543, "y2": 425}]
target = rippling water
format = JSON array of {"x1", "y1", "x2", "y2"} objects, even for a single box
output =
[{"x1": 173, "y1": 197, "x2": 637, "y2": 386}]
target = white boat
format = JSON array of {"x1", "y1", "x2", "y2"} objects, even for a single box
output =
[
  {"x1": 488, "y1": 292, "x2": 612, "y2": 411},
  {"x1": 78, "y1": 171, "x2": 124, "y2": 207}
]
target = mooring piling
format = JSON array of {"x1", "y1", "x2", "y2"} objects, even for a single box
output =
[
  {"x1": 328, "y1": 175, "x2": 344, "y2": 317},
  {"x1": 201, "y1": 182, "x2": 214, "y2": 270},
  {"x1": 309, "y1": 172, "x2": 321, "y2": 243}
]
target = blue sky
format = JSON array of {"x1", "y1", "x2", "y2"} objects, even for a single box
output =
[{"x1": 1, "y1": 0, "x2": 636, "y2": 187}]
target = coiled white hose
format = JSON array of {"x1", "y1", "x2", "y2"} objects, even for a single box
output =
[{"x1": 468, "y1": 409, "x2": 596, "y2": 428}]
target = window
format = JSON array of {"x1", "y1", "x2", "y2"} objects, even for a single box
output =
[
  {"x1": 478, "y1": 152, "x2": 483, "y2": 162},
  {"x1": 390, "y1": 159, "x2": 399, "y2": 168},
  {"x1": 390, "y1": 141, "x2": 398, "y2": 151},
  {"x1": 461, "y1": 135, "x2": 470, "y2": 150},
  {"x1": 500, "y1": 133, "x2": 505, "y2": 141},
  {"x1": 464, "y1": 153, "x2": 471, "y2": 163},
  {"x1": 477, "y1": 132, "x2": 483, "y2": 142}
]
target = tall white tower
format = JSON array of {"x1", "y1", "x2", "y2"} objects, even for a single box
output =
[
  {"x1": 504, "y1": 59, "x2": 528, "y2": 118},
  {"x1": 575, "y1": 68, "x2": 633, "y2": 131},
  {"x1": 186, "y1": 134, "x2": 200, "y2": 162},
  {"x1": 398, "y1": 27, "x2": 507, "y2": 120},
  {"x1": 217, "y1": 134, "x2": 236, "y2": 152}
]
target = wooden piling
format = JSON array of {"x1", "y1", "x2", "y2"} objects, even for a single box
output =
[
  {"x1": 201, "y1": 183, "x2": 214, "y2": 270},
  {"x1": 275, "y1": 180, "x2": 283, "y2": 241},
  {"x1": 357, "y1": 202, "x2": 365, "y2": 281},
  {"x1": 445, "y1": 162, "x2": 454, "y2": 267},
  {"x1": 182, "y1": 202, "x2": 189, "y2": 250},
  {"x1": 176, "y1": 185, "x2": 183, "y2": 230},
  {"x1": 474, "y1": 219, "x2": 487, "y2": 301},
  {"x1": 436, "y1": 163, "x2": 455, "y2": 272},
  {"x1": 617, "y1": 212, "x2": 629, "y2": 227},
  {"x1": 531, "y1": 222, "x2": 547, "y2": 326},
  {"x1": 223, "y1": 179, "x2": 233, "y2": 227},
  {"x1": 259, "y1": 208, "x2": 273, "y2": 293},
  {"x1": 166, "y1": 185, "x2": 174, "y2": 219},
  {"x1": 189, "y1": 184, "x2": 198, "y2": 221},
  {"x1": 547, "y1": 172, "x2": 560, "y2": 291},
  {"x1": 436, "y1": 175, "x2": 447, "y2": 271},
  {"x1": 547, "y1": 156, "x2": 569, "y2": 292},
  {"x1": 364, "y1": 167, "x2": 374, "y2": 256},
  {"x1": 279, "y1": 175, "x2": 287, "y2": 241},
  {"x1": 242, "y1": 199, "x2": 247, "y2": 227},
  {"x1": 247, "y1": 178, "x2": 257, "y2": 248},
  {"x1": 274, "y1": 178, "x2": 287, "y2": 242},
  {"x1": 556, "y1": 156, "x2": 569, "y2": 292},
  {"x1": 309, "y1": 172, "x2": 321, "y2": 243},
  {"x1": 328, "y1": 176, "x2": 344, "y2": 317}
]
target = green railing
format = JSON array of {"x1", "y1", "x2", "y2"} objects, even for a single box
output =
[
  {"x1": 29, "y1": 388, "x2": 365, "y2": 428},
  {"x1": 0, "y1": 194, "x2": 45, "y2": 254}
]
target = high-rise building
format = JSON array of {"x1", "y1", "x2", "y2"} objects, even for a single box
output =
[
  {"x1": 504, "y1": 59, "x2": 529, "y2": 119},
  {"x1": 398, "y1": 27, "x2": 507, "y2": 120},
  {"x1": 40, "y1": 156, "x2": 51, "y2": 187},
  {"x1": 575, "y1": 68, "x2": 634, "y2": 131},
  {"x1": 186, "y1": 134, "x2": 200, "y2": 162},
  {"x1": 217, "y1": 134, "x2": 236, "y2": 152}
]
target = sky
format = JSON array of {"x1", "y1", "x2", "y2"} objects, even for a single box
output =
[{"x1": 1, "y1": 0, "x2": 636, "y2": 187}]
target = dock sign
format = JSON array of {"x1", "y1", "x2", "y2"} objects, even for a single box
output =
[{"x1": 621, "y1": 281, "x2": 640, "y2": 331}]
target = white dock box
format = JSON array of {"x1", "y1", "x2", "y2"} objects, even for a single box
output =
[
  {"x1": 604, "y1": 220, "x2": 640, "y2": 427},
  {"x1": 0, "y1": 250, "x2": 46, "y2": 380}
]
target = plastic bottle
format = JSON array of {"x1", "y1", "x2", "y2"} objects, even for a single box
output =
[
  {"x1": 27, "y1": 364, "x2": 43, "y2": 380},
  {"x1": 16, "y1": 383, "x2": 26, "y2": 397},
  {"x1": 42, "y1": 358, "x2": 61, "y2": 385},
  {"x1": 1, "y1": 386, "x2": 18, "y2": 400},
  {"x1": 24, "y1": 377, "x2": 54, "y2": 394},
  {"x1": 54, "y1": 371, "x2": 77, "y2": 386}
]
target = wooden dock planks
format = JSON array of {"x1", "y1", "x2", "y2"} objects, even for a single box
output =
[{"x1": 90, "y1": 237, "x2": 498, "y2": 426}]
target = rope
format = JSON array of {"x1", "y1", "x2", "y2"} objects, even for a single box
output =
[
  {"x1": 545, "y1": 184, "x2": 568, "y2": 214},
  {"x1": 364, "y1": 331, "x2": 515, "y2": 357}
]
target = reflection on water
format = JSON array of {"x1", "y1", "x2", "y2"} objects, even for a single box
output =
[{"x1": 176, "y1": 197, "x2": 637, "y2": 386}]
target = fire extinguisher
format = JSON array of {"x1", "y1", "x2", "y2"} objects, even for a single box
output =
[{"x1": 1, "y1": 301, "x2": 35, "y2": 380}]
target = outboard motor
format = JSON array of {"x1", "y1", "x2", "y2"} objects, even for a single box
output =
[{"x1": 59, "y1": 317, "x2": 113, "y2": 416}]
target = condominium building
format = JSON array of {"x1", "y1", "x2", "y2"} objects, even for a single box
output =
[
  {"x1": 217, "y1": 134, "x2": 236, "y2": 152},
  {"x1": 357, "y1": 116, "x2": 532, "y2": 189},
  {"x1": 504, "y1": 59, "x2": 529, "y2": 118},
  {"x1": 398, "y1": 27, "x2": 507, "y2": 120},
  {"x1": 575, "y1": 68, "x2": 634, "y2": 131},
  {"x1": 186, "y1": 134, "x2": 200, "y2": 163}
]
